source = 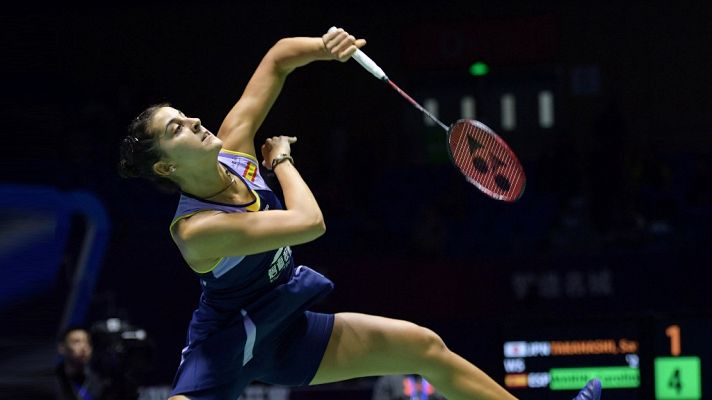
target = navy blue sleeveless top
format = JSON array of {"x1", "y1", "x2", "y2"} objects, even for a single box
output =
[
  {"x1": 169, "y1": 150, "x2": 333, "y2": 393},
  {"x1": 170, "y1": 150, "x2": 295, "y2": 309}
]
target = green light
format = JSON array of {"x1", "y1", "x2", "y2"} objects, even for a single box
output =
[{"x1": 469, "y1": 62, "x2": 489, "y2": 76}]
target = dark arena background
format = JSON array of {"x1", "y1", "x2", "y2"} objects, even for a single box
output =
[{"x1": 3, "y1": 1, "x2": 711, "y2": 399}]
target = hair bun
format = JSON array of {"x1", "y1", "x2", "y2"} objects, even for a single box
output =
[
  {"x1": 120, "y1": 136, "x2": 139, "y2": 163},
  {"x1": 118, "y1": 158, "x2": 139, "y2": 179},
  {"x1": 118, "y1": 136, "x2": 142, "y2": 178}
]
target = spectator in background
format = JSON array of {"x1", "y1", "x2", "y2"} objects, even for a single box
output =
[
  {"x1": 55, "y1": 326, "x2": 107, "y2": 400},
  {"x1": 373, "y1": 374, "x2": 447, "y2": 400}
]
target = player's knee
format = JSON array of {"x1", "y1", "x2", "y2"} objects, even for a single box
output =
[{"x1": 411, "y1": 325, "x2": 448, "y2": 361}]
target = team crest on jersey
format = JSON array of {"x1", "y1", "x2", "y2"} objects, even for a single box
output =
[{"x1": 242, "y1": 162, "x2": 257, "y2": 182}]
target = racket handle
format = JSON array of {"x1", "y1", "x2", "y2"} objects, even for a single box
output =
[
  {"x1": 352, "y1": 49, "x2": 388, "y2": 81},
  {"x1": 328, "y1": 26, "x2": 388, "y2": 81}
]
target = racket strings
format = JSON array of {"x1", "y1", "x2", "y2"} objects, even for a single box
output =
[
  {"x1": 484, "y1": 126, "x2": 522, "y2": 193},
  {"x1": 450, "y1": 121, "x2": 524, "y2": 201},
  {"x1": 457, "y1": 126, "x2": 507, "y2": 190},
  {"x1": 472, "y1": 128, "x2": 513, "y2": 194}
]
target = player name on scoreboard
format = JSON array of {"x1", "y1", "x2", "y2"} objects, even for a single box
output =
[{"x1": 502, "y1": 339, "x2": 641, "y2": 390}]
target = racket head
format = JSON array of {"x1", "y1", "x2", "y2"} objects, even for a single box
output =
[{"x1": 446, "y1": 119, "x2": 526, "y2": 202}]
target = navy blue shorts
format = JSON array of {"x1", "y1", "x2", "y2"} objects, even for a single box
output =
[{"x1": 172, "y1": 311, "x2": 334, "y2": 399}]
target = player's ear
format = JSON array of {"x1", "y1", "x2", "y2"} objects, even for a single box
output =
[{"x1": 154, "y1": 161, "x2": 176, "y2": 177}]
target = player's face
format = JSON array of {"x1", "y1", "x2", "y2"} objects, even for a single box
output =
[
  {"x1": 63, "y1": 330, "x2": 92, "y2": 364},
  {"x1": 151, "y1": 106, "x2": 222, "y2": 164}
]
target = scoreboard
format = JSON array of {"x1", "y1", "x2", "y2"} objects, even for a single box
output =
[
  {"x1": 652, "y1": 318, "x2": 706, "y2": 399},
  {"x1": 500, "y1": 315, "x2": 709, "y2": 399}
]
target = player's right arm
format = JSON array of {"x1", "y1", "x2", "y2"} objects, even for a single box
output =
[{"x1": 172, "y1": 136, "x2": 324, "y2": 273}]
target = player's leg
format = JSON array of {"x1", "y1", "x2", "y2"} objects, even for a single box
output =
[{"x1": 309, "y1": 312, "x2": 517, "y2": 400}]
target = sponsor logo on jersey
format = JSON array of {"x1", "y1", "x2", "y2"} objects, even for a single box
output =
[{"x1": 267, "y1": 246, "x2": 292, "y2": 282}]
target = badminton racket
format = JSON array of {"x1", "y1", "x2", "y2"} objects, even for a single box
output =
[{"x1": 329, "y1": 26, "x2": 526, "y2": 202}]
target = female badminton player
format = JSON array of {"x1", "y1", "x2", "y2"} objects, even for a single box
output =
[{"x1": 118, "y1": 27, "x2": 602, "y2": 400}]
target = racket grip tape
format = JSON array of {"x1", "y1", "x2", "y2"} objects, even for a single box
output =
[{"x1": 328, "y1": 26, "x2": 388, "y2": 81}]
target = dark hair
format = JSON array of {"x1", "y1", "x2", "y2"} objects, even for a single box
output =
[
  {"x1": 118, "y1": 103, "x2": 178, "y2": 193},
  {"x1": 57, "y1": 324, "x2": 90, "y2": 344}
]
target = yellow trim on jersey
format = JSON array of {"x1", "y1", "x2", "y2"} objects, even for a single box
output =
[
  {"x1": 219, "y1": 149, "x2": 258, "y2": 162},
  {"x1": 199, "y1": 257, "x2": 223, "y2": 273},
  {"x1": 245, "y1": 189, "x2": 261, "y2": 212},
  {"x1": 169, "y1": 210, "x2": 224, "y2": 274}
]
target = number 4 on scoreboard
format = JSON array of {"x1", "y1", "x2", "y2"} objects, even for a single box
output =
[{"x1": 654, "y1": 357, "x2": 701, "y2": 400}]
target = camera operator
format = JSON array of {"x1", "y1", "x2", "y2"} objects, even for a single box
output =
[
  {"x1": 55, "y1": 326, "x2": 108, "y2": 400},
  {"x1": 55, "y1": 319, "x2": 149, "y2": 400},
  {"x1": 89, "y1": 318, "x2": 148, "y2": 400}
]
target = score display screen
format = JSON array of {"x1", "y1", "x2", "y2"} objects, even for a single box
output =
[
  {"x1": 501, "y1": 319, "x2": 641, "y2": 399},
  {"x1": 500, "y1": 315, "x2": 710, "y2": 399},
  {"x1": 652, "y1": 317, "x2": 709, "y2": 399}
]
